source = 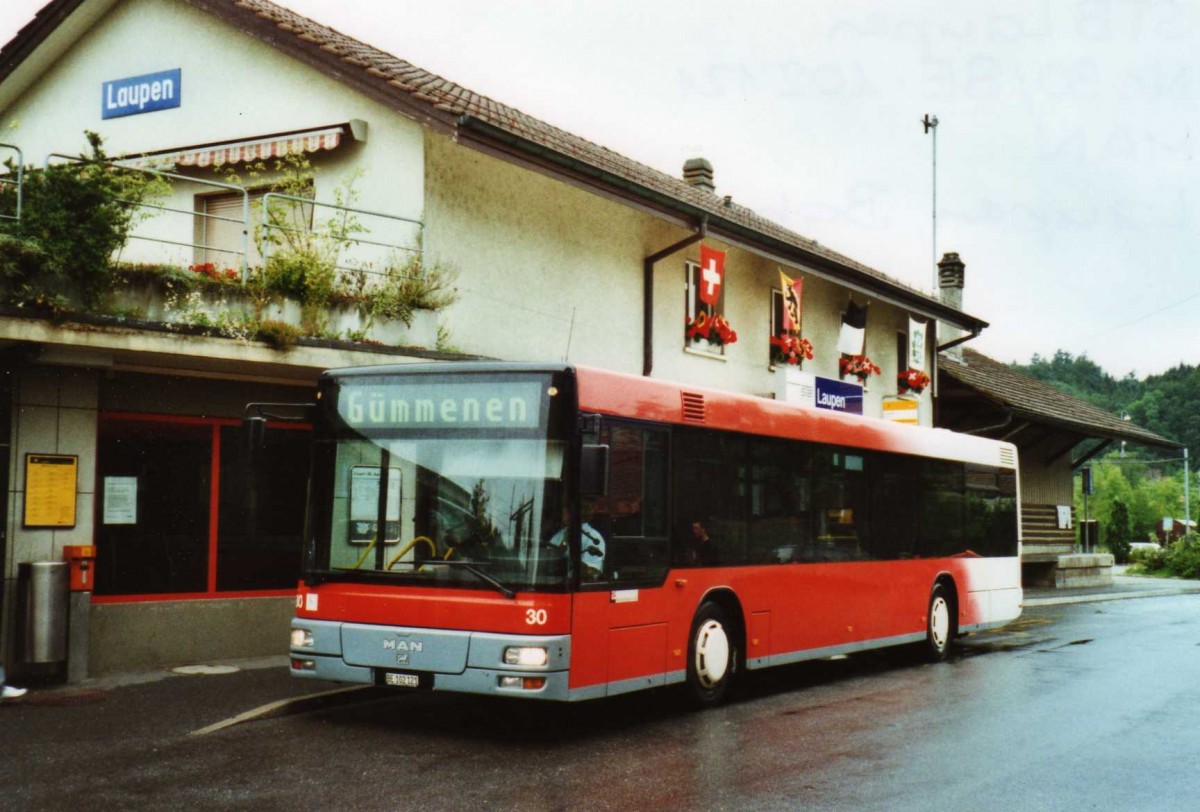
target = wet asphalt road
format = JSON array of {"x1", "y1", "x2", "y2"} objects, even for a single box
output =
[{"x1": 5, "y1": 594, "x2": 1200, "y2": 811}]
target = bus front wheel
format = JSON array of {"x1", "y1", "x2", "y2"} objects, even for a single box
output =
[
  {"x1": 924, "y1": 582, "x2": 955, "y2": 662},
  {"x1": 686, "y1": 602, "x2": 735, "y2": 706}
]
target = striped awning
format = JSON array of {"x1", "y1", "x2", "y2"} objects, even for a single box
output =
[{"x1": 127, "y1": 125, "x2": 347, "y2": 169}]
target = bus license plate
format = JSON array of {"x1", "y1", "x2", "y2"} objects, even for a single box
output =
[{"x1": 384, "y1": 672, "x2": 421, "y2": 689}]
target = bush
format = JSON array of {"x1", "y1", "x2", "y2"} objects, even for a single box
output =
[
  {"x1": 1164, "y1": 534, "x2": 1200, "y2": 580},
  {"x1": 0, "y1": 232, "x2": 53, "y2": 298},
  {"x1": 0, "y1": 131, "x2": 166, "y2": 308},
  {"x1": 365, "y1": 250, "x2": 458, "y2": 327},
  {"x1": 1130, "y1": 545, "x2": 1167, "y2": 572},
  {"x1": 255, "y1": 318, "x2": 302, "y2": 350},
  {"x1": 1130, "y1": 533, "x2": 1200, "y2": 579}
]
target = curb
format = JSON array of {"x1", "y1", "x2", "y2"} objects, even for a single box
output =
[{"x1": 1024, "y1": 583, "x2": 1200, "y2": 608}]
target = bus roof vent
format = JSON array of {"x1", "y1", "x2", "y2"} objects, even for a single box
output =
[
  {"x1": 1000, "y1": 446, "x2": 1017, "y2": 468},
  {"x1": 681, "y1": 391, "x2": 706, "y2": 423}
]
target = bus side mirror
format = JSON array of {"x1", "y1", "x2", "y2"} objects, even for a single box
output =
[{"x1": 580, "y1": 444, "x2": 609, "y2": 497}]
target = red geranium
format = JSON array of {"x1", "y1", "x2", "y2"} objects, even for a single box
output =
[
  {"x1": 188, "y1": 263, "x2": 239, "y2": 282},
  {"x1": 898, "y1": 368, "x2": 931, "y2": 394},
  {"x1": 838, "y1": 354, "x2": 881, "y2": 381},
  {"x1": 686, "y1": 312, "x2": 738, "y2": 347},
  {"x1": 770, "y1": 334, "x2": 814, "y2": 366}
]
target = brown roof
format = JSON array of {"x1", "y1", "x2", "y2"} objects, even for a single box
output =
[
  {"x1": 940, "y1": 348, "x2": 1179, "y2": 449},
  {"x1": 0, "y1": 0, "x2": 986, "y2": 331}
]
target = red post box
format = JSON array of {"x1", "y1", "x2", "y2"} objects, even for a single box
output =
[{"x1": 63, "y1": 545, "x2": 96, "y2": 592}]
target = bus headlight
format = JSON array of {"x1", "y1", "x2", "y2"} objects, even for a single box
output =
[
  {"x1": 503, "y1": 646, "x2": 548, "y2": 667},
  {"x1": 291, "y1": 628, "x2": 314, "y2": 648}
]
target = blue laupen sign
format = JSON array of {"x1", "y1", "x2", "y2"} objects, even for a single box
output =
[
  {"x1": 814, "y1": 376, "x2": 864, "y2": 415},
  {"x1": 101, "y1": 69, "x2": 181, "y2": 119}
]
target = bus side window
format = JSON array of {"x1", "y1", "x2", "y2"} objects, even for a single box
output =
[
  {"x1": 588, "y1": 422, "x2": 668, "y2": 585},
  {"x1": 672, "y1": 428, "x2": 748, "y2": 567}
]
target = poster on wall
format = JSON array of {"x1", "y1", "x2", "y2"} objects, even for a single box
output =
[
  {"x1": 23, "y1": 454, "x2": 78, "y2": 528},
  {"x1": 103, "y1": 476, "x2": 139, "y2": 525}
]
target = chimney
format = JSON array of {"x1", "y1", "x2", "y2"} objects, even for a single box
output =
[
  {"x1": 682, "y1": 157, "x2": 715, "y2": 193},
  {"x1": 937, "y1": 252, "x2": 966, "y2": 361}
]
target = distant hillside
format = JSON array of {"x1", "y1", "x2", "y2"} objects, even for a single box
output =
[{"x1": 1010, "y1": 351, "x2": 1196, "y2": 453}]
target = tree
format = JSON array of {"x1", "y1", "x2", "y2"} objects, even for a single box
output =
[
  {"x1": 0, "y1": 131, "x2": 166, "y2": 309},
  {"x1": 1107, "y1": 499, "x2": 1132, "y2": 564}
]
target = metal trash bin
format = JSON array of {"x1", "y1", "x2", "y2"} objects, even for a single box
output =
[{"x1": 19, "y1": 561, "x2": 69, "y2": 664}]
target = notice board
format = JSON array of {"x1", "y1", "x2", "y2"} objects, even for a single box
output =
[{"x1": 24, "y1": 454, "x2": 78, "y2": 528}]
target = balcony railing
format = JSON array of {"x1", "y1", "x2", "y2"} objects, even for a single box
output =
[
  {"x1": 26, "y1": 151, "x2": 424, "y2": 283},
  {"x1": 0, "y1": 145, "x2": 445, "y2": 349}
]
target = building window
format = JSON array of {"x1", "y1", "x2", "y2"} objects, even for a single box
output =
[
  {"x1": 770, "y1": 289, "x2": 784, "y2": 367},
  {"x1": 195, "y1": 190, "x2": 262, "y2": 270},
  {"x1": 194, "y1": 186, "x2": 313, "y2": 271},
  {"x1": 684, "y1": 260, "x2": 728, "y2": 356},
  {"x1": 94, "y1": 413, "x2": 310, "y2": 599}
]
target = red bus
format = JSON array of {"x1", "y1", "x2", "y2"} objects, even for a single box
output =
[{"x1": 288, "y1": 362, "x2": 1021, "y2": 705}]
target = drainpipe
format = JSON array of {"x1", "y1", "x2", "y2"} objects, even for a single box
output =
[
  {"x1": 643, "y1": 217, "x2": 707, "y2": 377},
  {"x1": 935, "y1": 329, "x2": 980, "y2": 355}
]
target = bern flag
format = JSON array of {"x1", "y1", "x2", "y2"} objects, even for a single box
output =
[{"x1": 780, "y1": 269, "x2": 803, "y2": 333}]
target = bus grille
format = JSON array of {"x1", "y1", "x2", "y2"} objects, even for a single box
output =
[{"x1": 681, "y1": 391, "x2": 706, "y2": 422}]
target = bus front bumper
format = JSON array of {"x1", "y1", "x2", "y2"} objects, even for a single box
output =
[{"x1": 289, "y1": 619, "x2": 572, "y2": 701}]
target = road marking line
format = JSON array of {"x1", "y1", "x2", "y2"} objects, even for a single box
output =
[{"x1": 189, "y1": 686, "x2": 367, "y2": 736}]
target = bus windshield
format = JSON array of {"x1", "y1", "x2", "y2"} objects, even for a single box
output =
[{"x1": 306, "y1": 370, "x2": 573, "y2": 592}]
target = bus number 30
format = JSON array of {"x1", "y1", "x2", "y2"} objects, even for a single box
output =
[{"x1": 525, "y1": 609, "x2": 548, "y2": 626}]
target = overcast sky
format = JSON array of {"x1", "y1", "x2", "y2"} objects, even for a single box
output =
[{"x1": 3, "y1": 0, "x2": 1197, "y2": 378}]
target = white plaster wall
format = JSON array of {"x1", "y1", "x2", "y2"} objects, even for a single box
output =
[
  {"x1": 426, "y1": 135, "x2": 931, "y2": 422},
  {"x1": 1, "y1": 0, "x2": 425, "y2": 269},
  {"x1": 424, "y1": 137, "x2": 652, "y2": 373}
]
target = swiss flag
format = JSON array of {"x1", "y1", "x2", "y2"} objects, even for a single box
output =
[{"x1": 698, "y1": 244, "x2": 726, "y2": 306}]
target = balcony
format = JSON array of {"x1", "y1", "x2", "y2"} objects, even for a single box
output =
[{"x1": 0, "y1": 137, "x2": 455, "y2": 357}]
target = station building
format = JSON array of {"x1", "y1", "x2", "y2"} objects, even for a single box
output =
[{"x1": 0, "y1": 0, "x2": 1154, "y2": 677}]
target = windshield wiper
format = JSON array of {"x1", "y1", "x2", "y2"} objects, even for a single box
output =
[{"x1": 418, "y1": 560, "x2": 516, "y2": 600}]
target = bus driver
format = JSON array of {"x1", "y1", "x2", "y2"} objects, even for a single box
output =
[{"x1": 547, "y1": 502, "x2": 606, "y2": 581}]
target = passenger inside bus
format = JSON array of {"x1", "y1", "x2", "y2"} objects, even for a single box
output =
[{"x1": 676, "y1": 520, "x2": 719, "y2": 567}]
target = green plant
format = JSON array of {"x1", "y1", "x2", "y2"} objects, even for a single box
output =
[
  {"x1": 249, "y1": 154, "x2": 365, "y2": 334},
  {"x1": 435, "y1": 324, "x2": 456, "y2": 352},
  {"x1": 0, "y1": 131, "x2": 167, "y2": 308},
  {"x1": 1164, "y1": 533, "x2": 1200, "y2": 579},
  {"x1": 1130, "y1": 545, "x2": 1167, "y2": 573},
  {"x1": 362, "y1": 249, "x2": 458, "y2": 329},
  {"x1": 256, "y1": 318, "x2": 302, "y2": 350}
]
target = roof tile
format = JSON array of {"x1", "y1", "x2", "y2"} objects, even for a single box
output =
[
  {"x1": 941, "y1": 349, "x2": 1178, "y2": 448},
  {"x1": 207, "y1": 0, "x2": 967, "y2": 315}
]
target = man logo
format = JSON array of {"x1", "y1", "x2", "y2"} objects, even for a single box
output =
[{"x1": 382, "y1": 639, "x2": 424, "y2": 653}]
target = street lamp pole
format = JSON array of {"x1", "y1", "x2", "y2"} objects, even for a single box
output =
[
  {"x1": 923, "y1": 114, "x2": 939, "y2": 292},
  {"x1": 1185, "y1": 447, "x2": 1191, "y2": 532}
]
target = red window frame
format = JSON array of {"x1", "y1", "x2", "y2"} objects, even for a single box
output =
[{"x1": 92, "y1": 411, "x2": 309, "y2": 604}]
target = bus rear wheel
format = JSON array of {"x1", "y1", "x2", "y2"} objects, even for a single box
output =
[
  {"x1": 686, "y1": 602, "x2": 735, "y2": 707},
  {"x1": 924, "y1": 582, "x2": 955, "y2": 662}
]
